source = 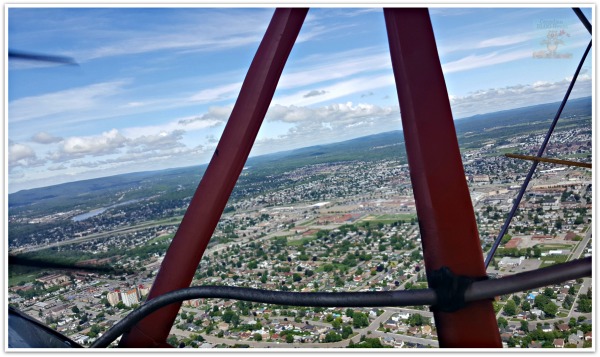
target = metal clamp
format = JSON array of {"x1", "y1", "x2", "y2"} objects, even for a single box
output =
[{"x1": 428, "y1": 266, "x2": 488, "y2": 313}]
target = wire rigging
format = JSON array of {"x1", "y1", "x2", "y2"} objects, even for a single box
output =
[
  {"x1": 484, "y1": 38, "x2": 592, "y2": 268},
  {"x1": 572, "y1": 8, "x2": 592, "y2": 35},
  {"x1": 91, "y1": 257, "x2": 590, "y2": 348}
]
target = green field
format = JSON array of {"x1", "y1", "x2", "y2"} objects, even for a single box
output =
[
  {"x1": 9, "y1": 271, "x2": 41, "y2": 287},
  {"x1": 539, "y1": 255, "x2": 569, "y2": 268},
  {"x1": 359, "y1": 214, "x2": 416, "y2": 225},
  {"x1": 147, "y1": 233, "x2": 175, "y2": 245},
  {"x1": 8, "y1": 262, "x2": 48, "y2": 287},
  {"x1": 538, "y1": 244, "x2": 573, "y2": 251},
  {"x1": 287, "y1": 236, "x2": 316, "y2": 247}
]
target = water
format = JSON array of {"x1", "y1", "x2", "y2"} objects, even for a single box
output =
[{"x1": 71, "y1": 199, "x2": 139, "y2": 222}]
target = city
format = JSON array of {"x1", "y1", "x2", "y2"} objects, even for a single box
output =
[{"x1": 8, "y1": 114, "x2": 592, "y2": 349}]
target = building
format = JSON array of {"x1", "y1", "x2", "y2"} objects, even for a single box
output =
[
  {"x1": 499, "y1": 256, "x2": 525, "y2": 268},
  {"x1": 35, "y1": 274, "x2": 70, "y2": 288},
  {"x1": 121, "y1": 289, "x2": 139, "y2": 307},
  {"x1": 107, "y1": 291, "x2": 121, "y2": 307},
  {"x1": 137, "y1": 284, "x2": 151, "y2": 299},
  {"x1": 504, "y1": 238, "x2": 522, "y2": 249}
]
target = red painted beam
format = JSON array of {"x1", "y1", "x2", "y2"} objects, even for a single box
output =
[
  {"x1": 118, "y1": 8, "x2": 308, "y2": 348},
  {"x1": 383, "y1": 8, "x2": 502, "y2": 348}
]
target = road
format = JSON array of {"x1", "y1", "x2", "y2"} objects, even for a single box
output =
[
  {"x1": 567, "y1": 225, "x2": 591, "y2": 261},
  {"x1": 173, "y1": 305, "x2": 436, "y2": 348},
  {"x1": 12, "y1": 217, "x2": 183, "y2": 254}
]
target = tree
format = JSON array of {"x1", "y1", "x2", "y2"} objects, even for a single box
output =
[
  {"x1": 522, "y1": 301, "x2": 531, "y2": 311},
  {"x1": 167, "y1": 335, "x2": 178, "y2": 346},
  {"x1": 352, "y1": 312, "x2": 369, "y2": 328},
  {"x1": 72, "y1": 306, "x2": 80, "y2": 314},
  {"x1": 497, "y1": 317, "x2": 508, "y2": 329},
  {"x1": 342, "y1": 325, "x2": 353, "y2": 339},
  {"x1": 324, "y1": 331, "x2": 342, "y2": 343},
  {"x1": 504, "y1": 300, "x2": 517, "y2": 316},
  {"x1": 520, "y1": 321, "x2": 529, "y2": 332},
  {"x1": 407, "y1": 313, "x2": 424, "y2": 327},
  {"x1": 222, "y1": 309, "x2": 237, "y2": 323},
  {"x1": 577, "y1": 296, "x2": 592, "y2": 313},
  {"x1": 253, "y1": 333, "x2": 262, "y2": 341},
  {"x1": 543, "y1": 287, "x2": 556, "y2": 298},
  {"x1": 512, "y1": 295, "x2": 521, "y2": 306},
  {"x1": 542, "y1": 301, "x2": 558, "y2": 317},
  {"x1": 286, "y1": 334, "x2": 294, "y2": 343},
  {"x1": 332, "y1": 317, "x2": 342, "y2": 330},
  {"x1": 534, "y1": 294, "x2": 550, "y2": 309}
]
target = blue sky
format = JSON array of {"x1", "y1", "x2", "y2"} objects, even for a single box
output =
[{"x1": 7, "y1": 6, "x2": 593, "y2": 193}]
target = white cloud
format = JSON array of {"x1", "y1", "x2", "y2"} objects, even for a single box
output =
[
  {"x1": 252, "y1": 102, "x2": 401, "y2": 155},
  {"x1": 121, "y1": 108, "x2": 228, "y2": 140},
  {"x1": 9, "y1": 142, "x2": 37, "y2": 165},
  {"x1": 49, "y1": 129, "x2": 128, "y2": 162},
  {"x1": 31, "y1": 132, "x2": 63, "y2": 144},
  {"x1": 442, "y1": 49, "x2": 531, "y2": 74},
  {"x1": 275, "y1": 74, "x2": 395, "y2": 107},
  {"x1": 450, "y1": 76, "x2": 591, "y2": 118},
  {"x1": 304, "y1": 90, "x2": 327, "y2": 98},
  {"x1": 129, "y1": 130, "x2": 186, "y2": 151},
  {"x1": 278, "y1": 50, "x2": 391, "y2": 90},
  {"x1": 9, "y1": 80, "x2": 128, "y2": 123},
  {"x1": 48, "y1": 164, "x2": 67, "y2": 171},
  {"x1": 69, "y1": 10, "x2": 272, "y2": 62},
  {"x1": 476, "y1": 33, "x2": 532, "y2": 49},
  {"x1": 188, "y1": 82, "x2": 242, "y2": 104}
]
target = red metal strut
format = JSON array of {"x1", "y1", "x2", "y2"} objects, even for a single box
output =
[
  {"x1": 383, "y1": 8, "x2": 502, "y2": 347},
  {"x1": 118, "y1": 8, "x2": 308, "y2": 348}
]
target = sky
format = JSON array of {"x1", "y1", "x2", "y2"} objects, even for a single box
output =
[{"x1": 6, "y1": 6, "x2": 593, "y2": 193}]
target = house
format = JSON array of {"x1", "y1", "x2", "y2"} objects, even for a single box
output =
[
  {"x1": 396, "y1": 312, "x2": 410, "y2": 320},
  {"x1": 384, "y1": 320, "x2": 397, "y2": 330},
  {"x1": 382, "y1": 336, "x2": 395, "y2": 346},
  {"x1": 556, "y1": 323, "x2": 569, "y2": 332},
  {"x1": 542, "y1": 324, "x2": 553, "y2": 333},
  {"x1": 500, "y1": 332, "x2": 512, "y2": 342},
  {"x1": 568, "y1": 334, "x2": 580, "y2": 345},
  {"x1": 584, "y1": 332, "x2": 592, "y2": 341},
  {"x1": 217, "y1": 322, "x2": 229, "y2": 331},
  {"x1": 553, "y1": 339, "x2": 565, "y2": 348},
  {"x1": 531, "y1": 308, "x2": 545, "y2": 318},
  {"x1": 528, "y1": 342, "x2": 542, "y2": 348},
  {"x1": 421, "y1": 325, "x2": 432, "y2": 336},
  {"x1": 408, "y1": 326, "x2": 420, "y2": 335}
]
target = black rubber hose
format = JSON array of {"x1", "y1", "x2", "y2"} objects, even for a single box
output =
[{"x1": 91, "y1": 257, "x2": 590, "y2": 348}]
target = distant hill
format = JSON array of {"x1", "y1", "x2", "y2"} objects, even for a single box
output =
[
  {"x1": 9, "y1": 96, "x2": 591, "y2": 210},
  {"x1": 454, "y1": 96, "x2": 591, "y2": 135}
]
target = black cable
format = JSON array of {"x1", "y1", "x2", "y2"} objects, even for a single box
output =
[
  {"x1": 484, "y1": 39, "x2": 592, "y2": 268},
  {"x1": 573, "y1": 8, "x2": 592, "y2": 35},
  {"x1": 91, "y1": 257, "x2": 590, "y2": 348},
  {"x1": 91, "y1": 287, "x2": 436, "y2": 348},
  {"x1": 467, "y1": 257, "x2": 591, "y2": 302}
]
